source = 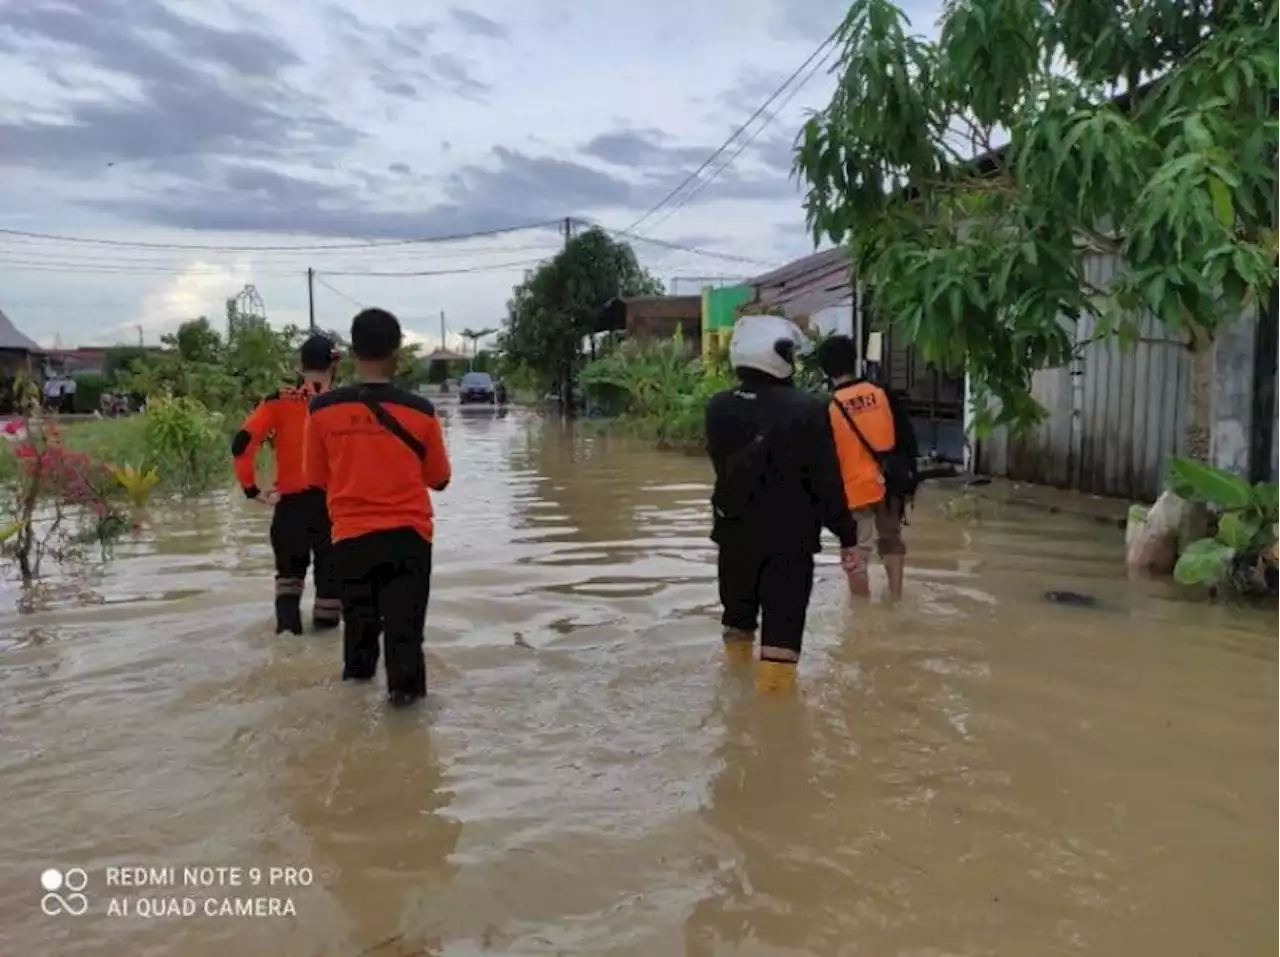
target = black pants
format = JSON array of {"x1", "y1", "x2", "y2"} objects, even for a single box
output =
[
  {"x1": 270, "y1": 488, "x2": 339, "y2": 634},
  {"x1": 717, "y1": 547, "x2": 815, "y2": 660},
  {"x1": 334, "y1": 528, "x2": 433, "y2": 697}
]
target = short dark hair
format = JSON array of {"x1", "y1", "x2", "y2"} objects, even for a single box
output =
[
  {"x1": 299, "y1": 334, "x2": 339, "y2": 371},
  {"x1": 350, "y1": 308, "x2": 402, "y2": 361},
  {"x1": 816, "y1": 334, "x2": 858, "y2": 378}
]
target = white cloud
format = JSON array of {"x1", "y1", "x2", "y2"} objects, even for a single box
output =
[{"x1": 132, "y1": 260, "x2": 255, "y2": 334}]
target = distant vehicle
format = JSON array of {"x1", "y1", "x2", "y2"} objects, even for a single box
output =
[{"x1": 458, "y1": 371, "x2": 496, "y2": 405}]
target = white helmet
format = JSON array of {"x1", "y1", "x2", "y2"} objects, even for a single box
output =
[{"x1": 729, "y1": 314, "x2": 809, "y2": 380}]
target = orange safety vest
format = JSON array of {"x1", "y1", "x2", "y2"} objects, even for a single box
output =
[{"x1": 828, "y1": 380, "x2": 896, "y2": 510}]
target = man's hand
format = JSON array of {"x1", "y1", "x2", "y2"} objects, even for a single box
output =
[
  {"x1": 258, "y1": 488, "x2": 281, "y2": 506},
  {"x1": 839, "y1": 546, "x2": 865, "y2": 573}
]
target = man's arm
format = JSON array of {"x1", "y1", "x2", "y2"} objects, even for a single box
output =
[
  {"x1": 420, "y1": 415, "x2": 451, "y2": 491},
  {"x1": 230, "y1": 396, "x2": 276, "y2": 498},
  {"x1": 804, "y1": 400, "x2": 859, "y2": 548}
]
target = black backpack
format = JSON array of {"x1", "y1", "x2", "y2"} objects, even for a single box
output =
[{"x1": 831, "y1": 383, "x2": 920, "y2": 503}]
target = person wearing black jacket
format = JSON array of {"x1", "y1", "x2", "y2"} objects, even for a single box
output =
[{"x1": 705, "y1": 314, "x2": 861, "y2": 693}]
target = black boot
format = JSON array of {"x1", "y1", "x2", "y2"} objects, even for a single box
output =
[
  {"x1": 274, "y1": 577, "x2": 304, "y2": 635},
  {"x1": 275, "y1": 597, "x2": 304, "y2": 635},
  {"x1": 312, "y1": 596, "x2": 342, "y2": 633}
]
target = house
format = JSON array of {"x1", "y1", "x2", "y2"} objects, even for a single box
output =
[
  {"x1": 596, "y1": 295, "x2": 702, "y2": 353},
  {"x1": 0, "y1": 307, "x2": 44, "y2": 376}
]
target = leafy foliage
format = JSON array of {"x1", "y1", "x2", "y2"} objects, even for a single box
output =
[
  {"x1": 578, "y1": 325, "x2": 837, "y2": 450},
  {"x1": 121, "y1": 312, "x2": 303, "y2": 415},
  {"x1": 0, "y1": 411, "x2": 140, "y2": 584},
  {"x1": 579, "y1": 332, "x2": 730, "y2": 449},
  {"x1": 795, "y1": 0, "x2": 1278, "y2": 433},
  {"x1": 499, "y1": 227, "x2": 665, "y2": 393},
  {"x1": 1167, "y1": 456, "x2": 1278, "y2": 591},
  {"x1": 141, "y1": 396, "x2": 229, "y2": 496}
]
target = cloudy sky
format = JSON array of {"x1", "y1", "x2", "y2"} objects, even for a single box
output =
[{"x1": 0, "y1": 0, "x2": 937, "y2": 351}]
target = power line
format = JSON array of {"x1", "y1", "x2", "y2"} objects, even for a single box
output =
[
  {"x1": 640, "y1": 48, "x2": 835, "y2": 234},
  {"x1": 321, "y1": 257, "x2": 550, "y2": 278},
  {"x1": 621, "y1": 30, "x2": 838, "y2": 235},
  {"x1": 589, "y1": 224, "x2": 775, "y2": 267},
  {"x1": 0, "y1": 234, "x2": 561, "y2": 264},
  {"x1": 313, "y1": 275, "x2": 366, "y2": 309},
  {"x1": 0, "y1": 220, "x2": 563, "y2": 252}
]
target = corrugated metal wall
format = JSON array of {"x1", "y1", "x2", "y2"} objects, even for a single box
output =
[{"x1": 978, "y1": 252, "x2": 1190, "y2": 501}]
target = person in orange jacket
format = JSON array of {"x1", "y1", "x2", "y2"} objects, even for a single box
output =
[
  {"x1": 306, "y1": 308, "x2": 452, "y2": 707},
  {"x1": 817, "y1": 335, "x2": 918, "y2": 599},
  {"x1": 231, "y1": 334, "x2": 342, "y2": 635}
]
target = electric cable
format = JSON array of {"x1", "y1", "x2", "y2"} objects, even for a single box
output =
[
  {"x1": 640, "y1": 46, "x2": 835, "y2": 234},
  {"x1": 321, "y1": 257, "x2": 550, "y2": 278},
  {"x1": 620, "y1": 28, "x2": 838, "y2": 234},
  {"x1": 312, "y1": 275, "x2": 366, "y2": 310},
  {"x1": 0, "y1": 220, "x2": 564, "y2": 252}
]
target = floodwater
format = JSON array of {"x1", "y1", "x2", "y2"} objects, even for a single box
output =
[{"x1": 0, "y1": 407, "x2": 1275, "y2": 957}]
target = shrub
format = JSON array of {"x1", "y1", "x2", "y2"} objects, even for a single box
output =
[
  {"x1": 0, "y1": 417, "x2": 140, "y2": 584},
  {"x1": 578, "y1": 324, "x2": 837, "y2": 451},
  {"x1": 1168, "y1": 457, "x2": 1279, "y2": 597},
  {"x1": 73, "y1": 372, "x2": 106, "y2": 414},
  {"x1": 140, "y1": 396, "x2": 231, "y2": 496}
]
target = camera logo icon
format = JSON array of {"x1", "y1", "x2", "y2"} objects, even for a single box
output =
[{"x1": 40, "y1": 868, "x2": 89, "y2": 916}]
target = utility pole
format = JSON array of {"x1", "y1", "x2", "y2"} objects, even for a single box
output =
[
  {"x1": 136, "y1": 325, "x2": 143, "y2": 347},
  {"x1": 563, "y1": 216, "x2": 573, "y2": 247},
  {"x1": 439, "y1": 310, "x2": 446, "y2": 350},
  {"x1": 307, "y1": 268, "x2": 316, "y2": 331}
]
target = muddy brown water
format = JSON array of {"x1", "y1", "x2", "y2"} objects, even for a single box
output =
[{"x1": 0, "y1": 409, "x2": 1275, "y2": 956}]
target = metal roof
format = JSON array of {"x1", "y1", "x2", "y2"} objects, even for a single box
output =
[
  {"x1": 0, "y1": 308, "x2": 43, "y2": 352},
  {"x1": 744, "y1": 247, "x2": 853, "y2": 316}
]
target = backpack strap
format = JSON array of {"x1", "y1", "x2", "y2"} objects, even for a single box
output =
[
  {"x1": 831, "y1": 394, "x2": 888, "y2": 465},
  {"x1": 359, "y1": 389, "x2": 426, "y2": 460}
]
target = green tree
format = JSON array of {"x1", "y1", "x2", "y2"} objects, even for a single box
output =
[
  {"x1": 169, "y1": 317, "x2": 223, "y2": 364},
  {"x1": 499, "y1": 227, "x2": 664, "y2": 409},
  {"x1": 794, "y1": 0, "x2": 1277, "y2": 456}
]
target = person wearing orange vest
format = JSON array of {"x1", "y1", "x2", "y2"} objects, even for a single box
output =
[
  {"x1": 817, "y1": 334, "x2": 916, "y2": 598},
  {"x1": 232, "y1": 334, "x2": 343, "y2": 635}
]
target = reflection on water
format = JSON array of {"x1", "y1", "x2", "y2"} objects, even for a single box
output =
[{"x1": 0, "y1": 405, "x2": 1274, "y2": 956}]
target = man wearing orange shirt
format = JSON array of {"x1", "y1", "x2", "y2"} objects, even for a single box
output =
[
  {"x1": 306, "y1": 308, "x2": 451, "y2": 707},
  {"x1": 232, "y1": 334, "x2": 342, "y2": 635},
  {"x1": 817, "y1": 334, "x2": 918, "y2": 599}
]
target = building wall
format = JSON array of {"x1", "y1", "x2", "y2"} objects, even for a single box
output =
[
  {"x1": 975, "y1": 252, "x2": 1275, "y2": 500},
  {"x1": 701, "y1": 284, "x2": 751, "y2": 361},
  {"x1": 624, "y1": 296, "x2": 702, "y2": 352}
]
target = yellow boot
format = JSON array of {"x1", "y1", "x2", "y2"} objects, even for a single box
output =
[
  {"x1": 755, "y1": 659, "x2": 797, "y2": 693},
  {"x1": 722, "y1": 628, "x2": 755, "y2": 665}
]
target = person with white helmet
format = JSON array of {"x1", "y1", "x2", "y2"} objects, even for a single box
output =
[{"x1": 705, "y1": 314, "x2": 862, "y2": 693}]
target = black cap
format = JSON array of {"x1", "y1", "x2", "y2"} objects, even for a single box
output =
[{"x1": 299, "y1": 334, "x2": 340, "y2": 371}]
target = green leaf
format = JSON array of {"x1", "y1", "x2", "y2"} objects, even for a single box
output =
[
  {"x1": 1173, "y1": 538, "x2": 1236, "y2": 586},
  {"x1": 1249, "y1": 481, "x2": 1279, "y2": 522},
  {"x1": 1207, "y1": 177, "x2": 1235, "y2": 229},
  {"x1": 1216, "y1": 512, "x2": 1260, "y2": 550},
  {"x1": 1167, "y1": 457, "x2": 1253, "y2": 508}
]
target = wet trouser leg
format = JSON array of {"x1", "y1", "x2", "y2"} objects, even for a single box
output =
[
  {"x1": 301, "y1": 489, "x2": 341, "y2": 630},
  {"x1": 379, "y1": 531, "x2": 432, "y2": 699},
  {"x1": 270, "y1": 494, "x2": 311, "y2": 635},
  {"x1": 718, "y1": 546, "x2": 762, "y2": 661},
  {"x1": 756, "y1": 552, "x2": 815, "y2": 663},
  {"x1": 335, "y1": 528, "x2": 433, "y2": 700}
]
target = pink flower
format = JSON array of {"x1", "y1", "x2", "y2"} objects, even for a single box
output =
[{"x1": 3, "y1": 419, "x2": 22, "y2": 435}]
